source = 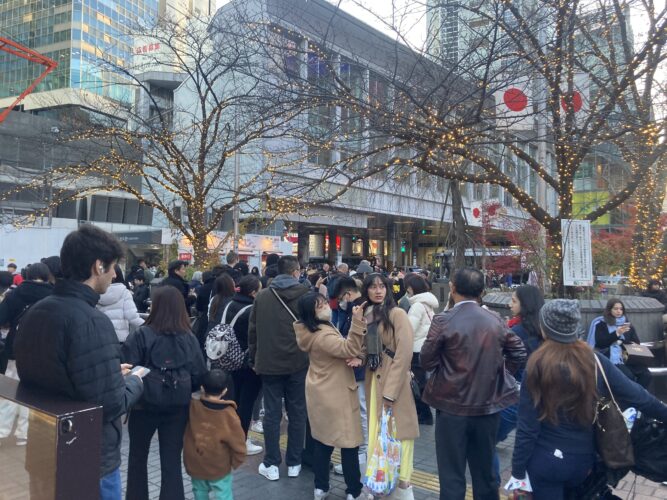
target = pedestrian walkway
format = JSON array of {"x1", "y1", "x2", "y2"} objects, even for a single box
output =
[{"x1": 118, "y1": 421, "x2": 667, "y2": 499}]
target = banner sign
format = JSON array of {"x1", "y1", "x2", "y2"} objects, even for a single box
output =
[{"x1": 561, "y1": 219, "x2": 593, "y2": 286}]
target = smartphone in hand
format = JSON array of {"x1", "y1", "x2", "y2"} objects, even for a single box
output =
[{"x1": 130, "y1": 365, "x2": 151, "y2": 378}]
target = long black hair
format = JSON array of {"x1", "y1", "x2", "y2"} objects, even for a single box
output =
[
  {"x1": 147, "y1": 285, "x2": 192, "y2": 334},
  {"x1": 362, "y1": 273, "x2": 396, "y2": 335},
  {"x1": 209, "y1": 273, "x2": 235, "y2": 321},
  {"x1": 514, "y1": 285, "x2": 544, "y2": 339},
  {"x1": 112, "y1": 264, "x2": 125, "y2": 285},
  {"x1": 603, "y1": 298, "x2": 626, "y2": 325},
  {"x1": 297, "y1": 292, "x2": 328, "y2": 333}
]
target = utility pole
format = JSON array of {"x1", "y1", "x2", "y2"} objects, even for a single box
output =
[{"x1": 233, "y1": 114, "x2": 240, "y2": 254}]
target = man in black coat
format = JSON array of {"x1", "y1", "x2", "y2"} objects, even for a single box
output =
[
  {"x1": 14, "y1": 225, "x2": 144, "y2": 500},
  {"x1": 131, "y1": 271, "x2": 150, "y2": 314},
  {"x1": 161, "y1": 259, "x2": 195, "y2": 309}
]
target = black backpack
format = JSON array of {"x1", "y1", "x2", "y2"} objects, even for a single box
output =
[{"x1": 141, "y1": 329, "x2": 194, "y2": 408}]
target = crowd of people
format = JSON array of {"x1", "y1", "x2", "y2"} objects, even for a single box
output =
[{"x1": 1, "y1": 224, "x2": 667, "y2": 500}]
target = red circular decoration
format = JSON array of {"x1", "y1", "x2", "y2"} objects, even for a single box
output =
[
  {"x1": 472, "y1": 207, "x2": 481, "y2": 218},
  {"x1": 487, "y1": 206, "x2": 497, "y2": 217},
  {"x1": 561, "y1": 91, "x2": 583, "y2": 112},
  {"x1": 503, "y1": 88, "x2": 528, "y2": 112}
]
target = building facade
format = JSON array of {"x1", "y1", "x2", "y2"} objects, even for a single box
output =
[
  {"x1": 192, "y1": 0, "x2": 537, "y2": 271},
  {"x1": 0, "y1": 0, "x2": 211, "y2": 268}
]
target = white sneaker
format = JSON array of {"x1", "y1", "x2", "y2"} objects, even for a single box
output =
[
  {"x1": 334, "y1": 463, "x2": 343, "y2": 475},
  {"x1": 251, "y1": 420, "x2": 264, "y2": 434},
  {"x1": 287, "y1": 464, "x2": 301, "y2": 477},
  {"x1": 246, "y1": 438, "x2": 263, "y2": 456},
  {"x1": 258, "y1": 463, "x2": 279, "y2": 481},
  {"x1": 346, "y1": 493, "x2": 373, "y2": 500},
  {"x1": 15, "y1": 439, "x2": 27, "y2": 446},
  {"x1": 314, "y1": 488, "x2": 329, "y2": 500}
]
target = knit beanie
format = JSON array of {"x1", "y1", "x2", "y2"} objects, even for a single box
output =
[{"x1": 539, "y1": 299, "x2": 581, "y2": 344}]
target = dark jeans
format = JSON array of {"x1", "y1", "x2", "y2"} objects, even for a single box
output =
[
  {"x1": 232, "y1": 367, "x2": 263, "y2": 436},
  {"x1": 252, "y1": 388, "x2": 263, "y2": 420},
  {"x1": 527, "y1": 446, "x2": 594, "y2": 500},
  {"x1": 126, "y1": 407, "x2": 189, "y2": 500},
  {"x1": 312, "y1": 439, "x2": 362, "y2": 497},
  {"x1": 411, "y1": 353, "x2": 433, "y2": 424},
  {"x1": 302, "y1": 418, "x2": 316, "y2": 467},
  {"x1": 617, "y1": 363, "x2": 651, "y2": 389},
  {"x1": 261, "y1": 367, "x2": 307, "y2": 467},
  {"x1": 435, "y1": 410, "x2": 500, "y2": 500},
  {"x1": 493, "y1": 403, "x2": 518, "y2": 485}
]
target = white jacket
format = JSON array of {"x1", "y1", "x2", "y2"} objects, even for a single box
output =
[
  {"x1": 97, "y1": 283, "x2": 144, "y2": 342},
  {"x1": 407, "y1": 292, "x2": 439, "y2": 352}
]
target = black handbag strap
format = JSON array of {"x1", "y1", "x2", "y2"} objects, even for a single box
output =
[{"x1": 270, "y1": 288, "x2": 298, "y2": 321}]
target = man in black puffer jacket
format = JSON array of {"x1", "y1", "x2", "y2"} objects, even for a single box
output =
[
  {"x1": 162, "y1": 259, "x2": 196, "y2": 311},
  {"x1": 0, "y1": 262, "x2": 53, "y2": 375},
  {"x1": 14, "y1": 225, "x2": 144, "y2": 500}
]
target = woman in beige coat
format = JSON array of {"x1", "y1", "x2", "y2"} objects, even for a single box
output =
[
  {"x1": 362, "y1": 273, "x2": 419, "y2": 500},
  {"x1": 294, "y1": 292, "x2": 371, "y2": 500}
]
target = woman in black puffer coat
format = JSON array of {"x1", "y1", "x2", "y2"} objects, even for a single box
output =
[{"x1": 223, "y1": 274, "x2": 263, "y2": 455}]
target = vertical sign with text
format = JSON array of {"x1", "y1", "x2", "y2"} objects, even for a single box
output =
[{"x1": 561, "y1": 219, "x2": 593, "y2": 286}]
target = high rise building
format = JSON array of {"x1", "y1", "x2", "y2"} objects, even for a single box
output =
[
  {"x1": 0, "y1": 0, "x2": 211, "y2": 115},
  {"x1": 426, "y1": 0, "x2": 538, "y2": 75}
]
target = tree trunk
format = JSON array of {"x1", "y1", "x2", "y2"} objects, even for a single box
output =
[
  {"x1": 629, "y1": 159, "x2": 667, "y2": 288},
  {"x1": 547, "y1": 222, "x2": 566, "y2": 298},
  {"x1": 450, "y1": 182, "x2": 467, "y2": 271},
  {"x1": 191, "y1": 233, "x2": 211, "y2": 268}
]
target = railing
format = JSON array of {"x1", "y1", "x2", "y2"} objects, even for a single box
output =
[{"x1": 0, "y1": 375, "x2": 103, "y2": 499}]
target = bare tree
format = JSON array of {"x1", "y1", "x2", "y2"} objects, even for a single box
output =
[
  {"x1": 263, "y1": 0, "x2": 667, "y2": 292},
  {"x1": 0, "y1": 8, "x2": 335, "y2": 265}
]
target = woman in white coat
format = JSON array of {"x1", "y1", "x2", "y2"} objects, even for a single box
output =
[
  {"x1": 404, "y1": 273, "x2": 438, "y2": 425},
  {"x1": 97, "y1": 264, "x2": 144, "y2": 343}
]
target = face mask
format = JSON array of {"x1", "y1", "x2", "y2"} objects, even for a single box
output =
[
  {"x1": 316, "y1": 305, "x2": 332, "y2": 322},
  {"x1": 339, "y1": 301, "x2": 349, "y2": 311}
]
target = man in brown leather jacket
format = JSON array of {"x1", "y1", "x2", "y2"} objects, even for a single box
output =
[{"x1": 420, "y1": 267, "x2": 526, "y2": 500}]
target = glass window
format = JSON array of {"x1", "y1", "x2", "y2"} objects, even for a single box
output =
[
  {"x1": 90, "y1": 195, "x2": 108, "y2": 222},
  {"x1": 138, "y1": 203, "x2": 153, "y2": 226},
  {"x1": 107, "y1": 197, "x2": 124, "y2": 223},
  {"x1": 123, "y1": 199, "x2": 139, "y2": 224}
]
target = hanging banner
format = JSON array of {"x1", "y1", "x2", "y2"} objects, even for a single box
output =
[{"x1": 561, "y1": 219, "x2": 593, "y2": 287}]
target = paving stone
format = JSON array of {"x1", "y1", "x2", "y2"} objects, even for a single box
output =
[{"x1": 114, "y1": 420, "x2": 667, "y2": 500}]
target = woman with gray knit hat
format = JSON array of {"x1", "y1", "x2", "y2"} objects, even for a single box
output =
[{"x1": 507, "y1": 299, "x2": 667, "y2": 499}]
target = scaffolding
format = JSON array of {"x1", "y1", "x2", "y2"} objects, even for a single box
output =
[{"x1": 0, "y1": 37, "x2": 58, "y2": 123}]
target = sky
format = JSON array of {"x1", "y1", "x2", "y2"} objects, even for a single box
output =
[{"x1": 214, "y1": 0, "x2": 655, "y2": 50}]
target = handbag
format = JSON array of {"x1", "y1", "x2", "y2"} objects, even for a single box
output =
[
  {"x1": 630, "y1": 417, "x2": 667, "y2": 483},
  {"x1": 364, "y1": 406, "x2": 401, "y2": 496},
  {"x1": 622, "y1": 343, "x2": 654, "y2": 366},
  {"x1": 594, "y1": 354, "x2": 635, "y2": 469},
  {"x1": 383, "y1": 345, "x2": 421, "y2": 401},
  {"x1": 409, "y1": 371, "x2": 421, "y2": 401}
]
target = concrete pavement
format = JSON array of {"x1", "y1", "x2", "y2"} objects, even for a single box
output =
[{"x1": 116, "y1": 416, "x2": 667, "y2": 500}]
